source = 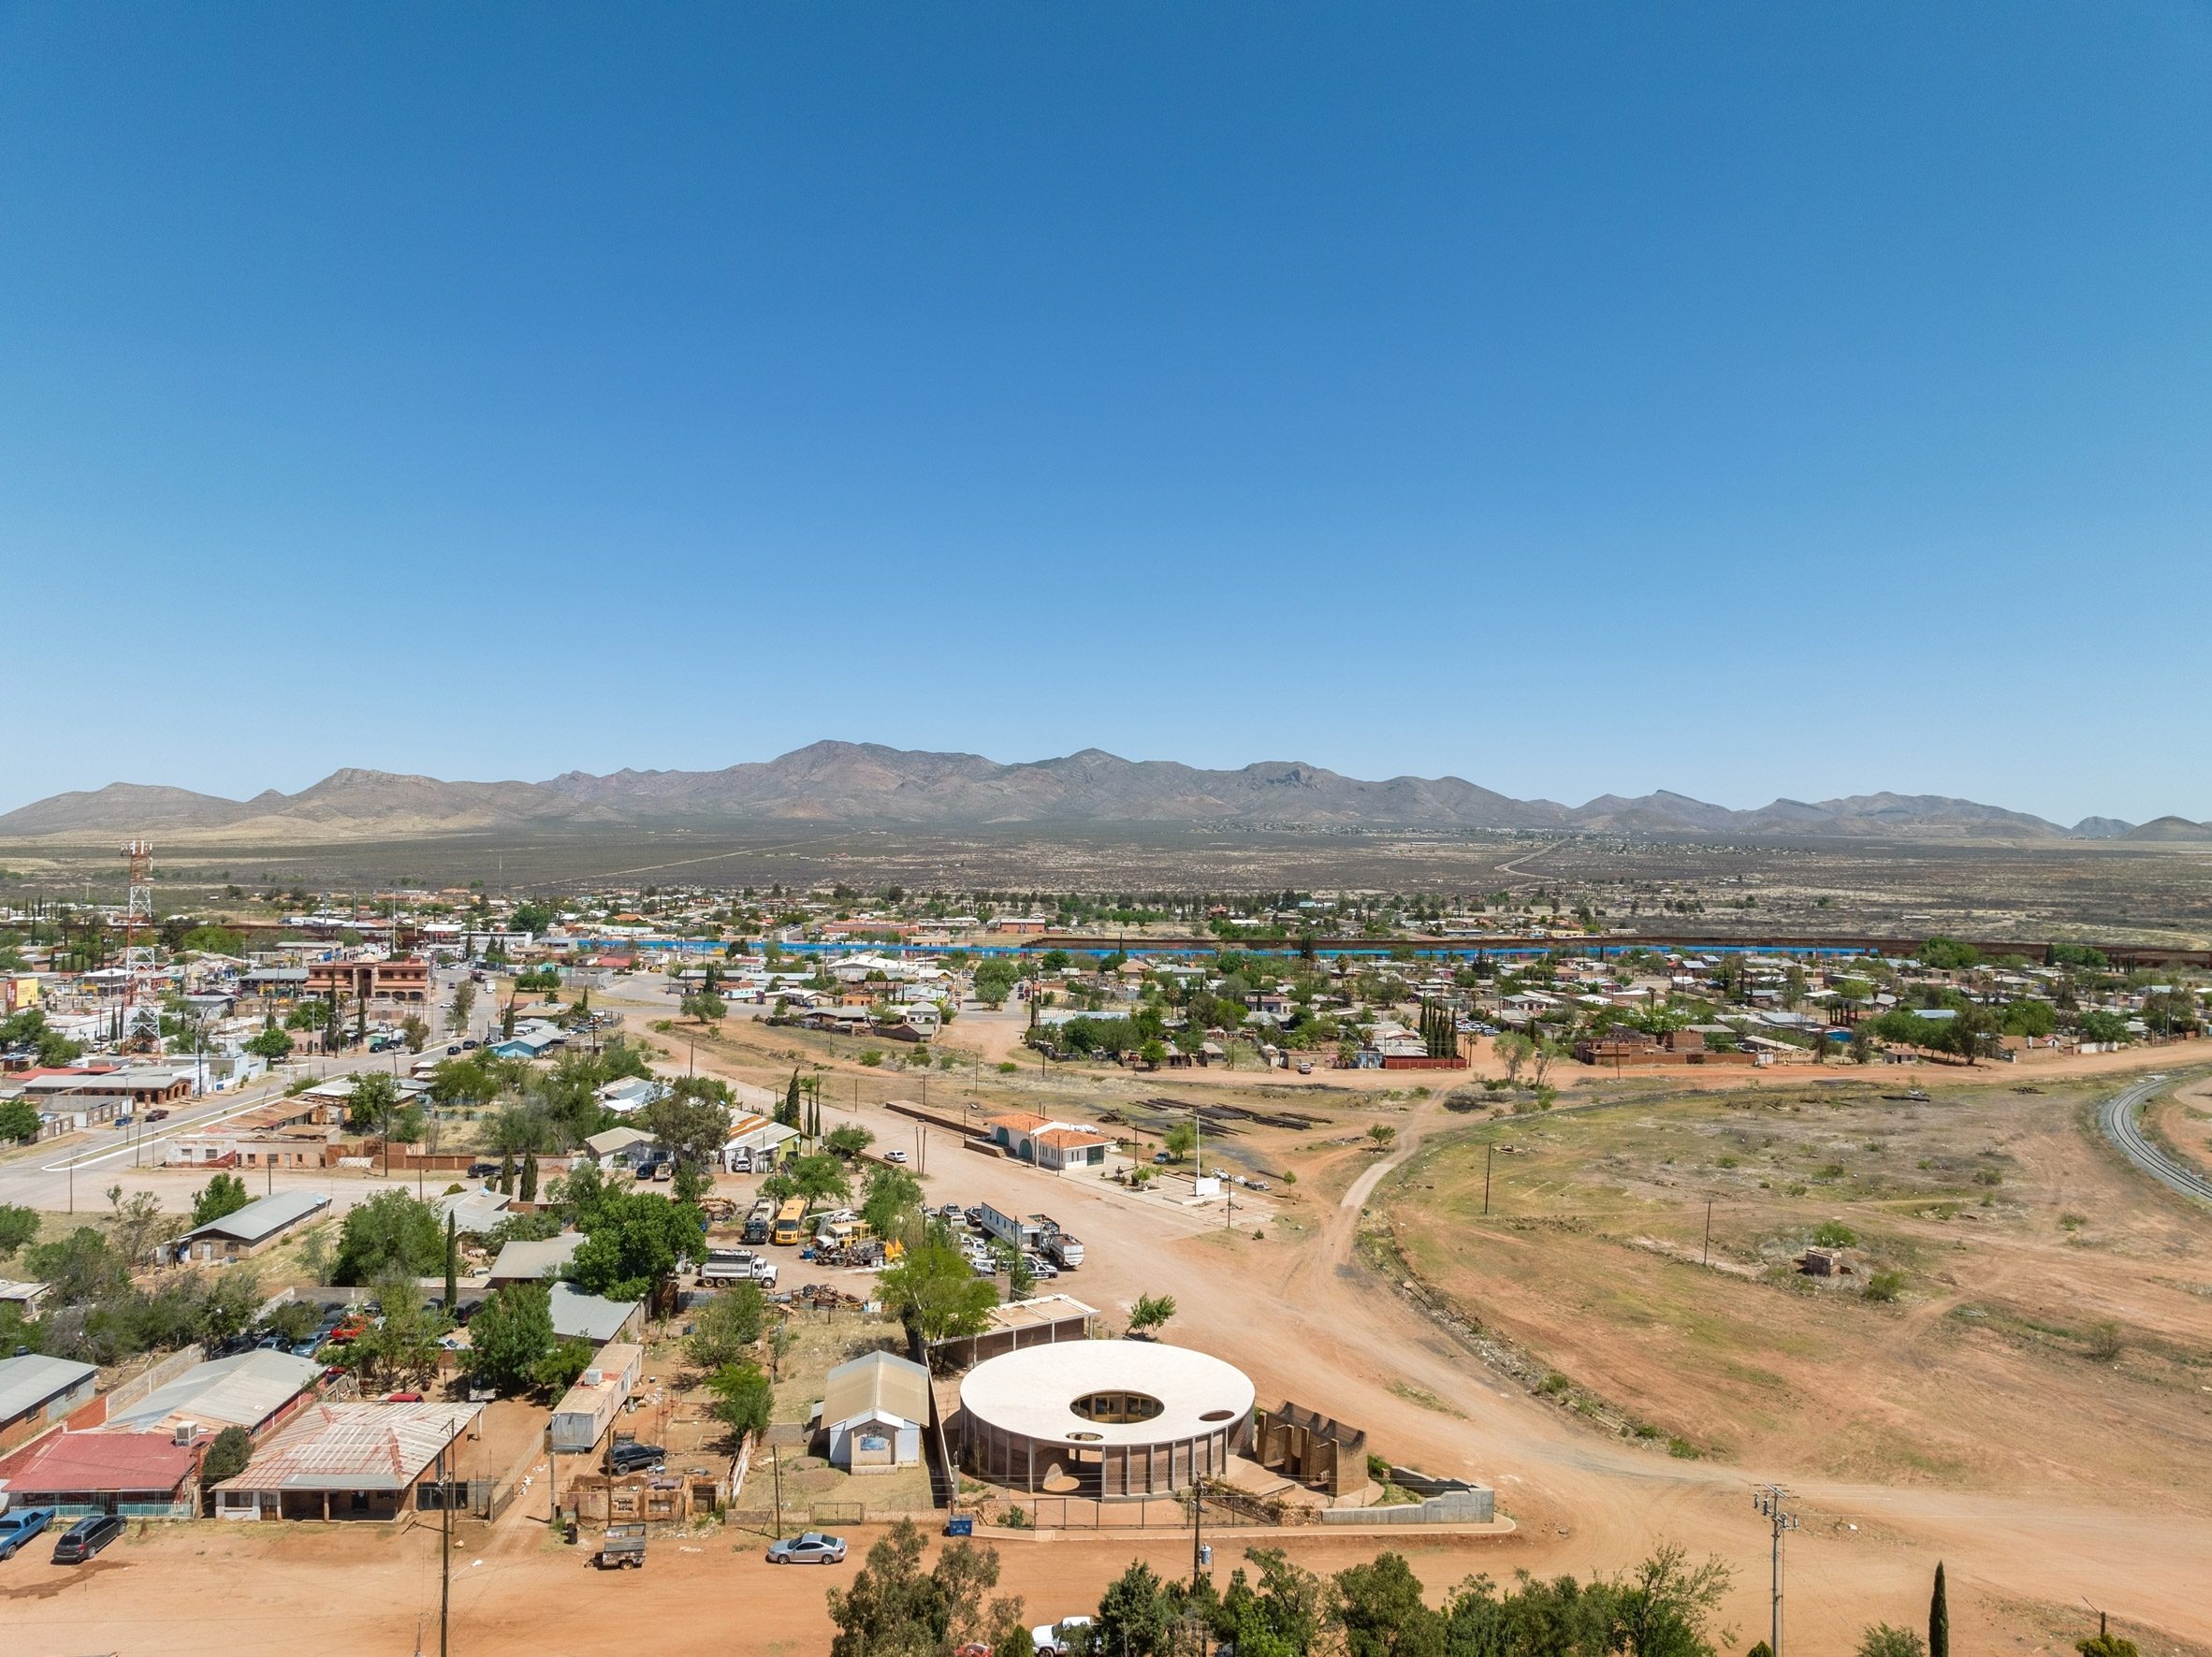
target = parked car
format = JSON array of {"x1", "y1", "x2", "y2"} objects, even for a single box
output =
[
  {"x1": 146, "y1": 1108, "x2": 170, "y2": 1122},
  {"x1": 608, "y1": 1441, "x2": 665, "y2": 1475},
  {"x1": 883, "y1": 1148, "x2": 909, "y2": 1164},
  {"x1": 938, "y1": 1203, "x2": 965, "y2": 1221},
  {"x1": 0, "y1": 1505, "x2": 55, "y2": 1560},
  {"x1": 767, "y1": 1532, "x2": 847, "y2": 1565},
  {"x1": 469, "y1": 1160, "x2": 500, "y2": 1178},
  {"x1": 51, "y1": 1514, "x2": 124, "y2": 1564},
  {"x1": 1031, "y1": 1618, "x2": 1095, "y2": 1655}
]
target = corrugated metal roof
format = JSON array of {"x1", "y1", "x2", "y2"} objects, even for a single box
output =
[
  {"x1": 488, "y1": 1234, "x2": 582, "y2": 1282},
  {"x1": 103, "y1": 1349, "x2": 322, "y2": 1433},
  {"x1": 182, "y1": 1188, "x2": 330, "y2": 1244},
  {"x1": 820, "y1": 1350, "x2": 929, "y2": 1431},
  {"x1": 0, "y1": 1353, "x2": 96, "y2": 1422},
  {"x1": 550, "y1": 1282, "x2": 637, "y2": 1344},
  {"x1": 0, "y1": 1429, "x2": 197, "y2": 1496},
  {"x1": 215, "y1": 1402, "x2": 481, "y2": 1492}
]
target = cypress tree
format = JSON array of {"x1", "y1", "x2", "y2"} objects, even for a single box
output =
[
  {"x1": 520, "y1": 1150, "x2": 539, "y2": 1203},
  {"x1": 443, "y1": 1214, "x2": 458, "y2": 1313},
  {"x1": 1928, "y1": 1562, "x2": 1949, "y2": 1657},
  {"x1": 499, "y1": 1149, "x2": 515, "y2": 1196}
]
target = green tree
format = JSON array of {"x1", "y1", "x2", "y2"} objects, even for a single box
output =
[
  {"x1": 639, "y1": 1078, "x2": 733, "y2": 1174},
  {"x1": 197, "y1": 1264, "x2": 265, "y2": 1344},
  {"x1": 1334, "y1": 1550, "x2": 1444, "y2": 1657},
  {"x1": 464, "y1": 1281, "x2": 557, "y2": 1394},
  {"x1": 878, "y1": 1235, "x2": 998, "y2": 1346},
  {"x1": 861, "y1": 1165, "x2": 925, "y2": 1243},
  {"x1": 1928, "y1": 1562, "x2": 1949, "y2": 1657},
  {"x1": 825, "y1": 1124, "x2": 875, "y2": 1159},
  {"x1": 0, "y1": 1097, "x2": 38, "y2": 1144},
  {"x1": 519, "y1": 1150, "x2": 539, "y2": 1203},
  {"x1": 448, "y1": 980, "x2": 476, "y2": 1034},
  {"x1": 1128, "y1": 1293, "x2": 1177, "y2": 1335},
  {"x1": 346, "y1": 1070, "x2": 402, "y2": 1137},
  {"x1": 332, "y1": 1190, "x2": 443, "y2": 1286},
  {"x1": 343, "y1": 1273, "x2": 449, "y2": 1386},
  {"x1": 568, "y1": 1189, "x2": 699, "y2": 1302},
  {"x1": 0, "y1": 1202, "x2": 40, "y2": 1259},
  {"x1": 243, "y1": 1022, "x2": 294, "y2": 1061},
  {"x1": 687, "y1": 1283, "x2": 767, "y2": 1371},
  {"x1": 1162, "y1": 1122, "x2": 1198, "y2": 1162},
  {"x1": 1093, "y1": 1560, "x2": 1179, "y2": 1657},
  {"x1": 790, "y1": 1152, "x2": 851, "y2": 1209},
  {"x1": 680, "y1": 991, "x2": 724, "y2": 1025},
  {"x1": 1492, "y1": 1030, "x2": 1535, "y2": 1085},
  {"x1": 827, "y1": 1520, "x2": 1028, "y2": 1657},
  {"x1": 202, "y1": 1424, "x2": 255, "y2": 1483},
  {"x1": 443, "y1": 1213, "x2": 458, "y2": 1313},
  {"x1": 1368, "y1": 1123, "x2": 1398, "y2": 1150},
  {"x1": 533, "y1": 1336, "x2": 595, "y2": 1394},
  {"x1": 706, "y1": 1358, "x2": 773, "y2": 1440}
]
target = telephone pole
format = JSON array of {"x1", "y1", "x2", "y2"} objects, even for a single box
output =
[
  {"x1": 439, "y1": 1442, "x2": 452, "y2": 1657},
  {"x1": 1754, "y1": 1483, "x2": 1798, "y2": 1657}
]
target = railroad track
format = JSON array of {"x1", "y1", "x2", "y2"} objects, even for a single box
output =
[{"x1": 2097, "y1": 1073, "x2": 2212, "y2": 1205}]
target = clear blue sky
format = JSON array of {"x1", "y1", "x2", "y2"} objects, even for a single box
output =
[{"x1": 6, "y1": 4, "x2": 2210, "y2": 824}]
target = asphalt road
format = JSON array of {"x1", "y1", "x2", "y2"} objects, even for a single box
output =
[
  {"x1": 0, "y1": 965, "x2": 490, "y2": 1214},
  {"x1": 2096, "y1": 1071, "x2": 2212, "y2": 1204}
]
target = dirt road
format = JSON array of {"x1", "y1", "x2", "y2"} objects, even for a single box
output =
[{"x1": 628, "y1": 996, "x2": 2212, "y2": 1651}]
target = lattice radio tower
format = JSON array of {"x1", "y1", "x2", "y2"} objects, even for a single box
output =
[{"x1": 121, "y1": 839, "x2": 155, "y2": 1041}]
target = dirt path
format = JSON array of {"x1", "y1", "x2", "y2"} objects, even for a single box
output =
[{"x1": 618, "y1": 989, "x2": 2212, "y2": 1646}]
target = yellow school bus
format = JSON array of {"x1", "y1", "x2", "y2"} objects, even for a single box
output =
[{"x1": 770, "y1": 1198, "x2": 808, "y2": 1246}]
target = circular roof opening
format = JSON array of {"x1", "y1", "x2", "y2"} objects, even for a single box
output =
[
  {"x1": 1072, "y1": 1391, "x2": 1164, "y2": 1425},
  {"x1": 1066, "y1": 1431, "x2": 1103, "y2": 1443},
  {"x1": 1200, "y1": 1408, "x2": 1237, "y2": 1423}
]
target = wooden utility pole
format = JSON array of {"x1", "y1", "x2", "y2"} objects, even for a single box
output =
[
  {"x1": 439, "y1": 1443, "x2": 452, "y2": 1657},
  {"x1": 1483, "y1": 1143, "x2": 1493, "y2": 1215}
]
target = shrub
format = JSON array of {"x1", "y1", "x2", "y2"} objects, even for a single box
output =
[
  {"x1": 1811, "y1": 1220, "x2": 1858, "y2": 1248},
  {"x1": 1864, "y1": 1270, "x2": 1905, "y2": 1303},
  {"x1": 1537, "y1": 1371, "x2": 1569, "y2": 1396},
  {"x1": 1973, "y1": 1167, "x2": 2002, "y2": 1186},
  {"x1": 201, "y1": 1425, "x2": 254, "y2": 1483},
  {"x1": 995, "y1": 1061, "x2": 1018, "y2": 1075},
  {"x1": 2085, "y1": 1321, "x2": 2122, "y2": 1361}
]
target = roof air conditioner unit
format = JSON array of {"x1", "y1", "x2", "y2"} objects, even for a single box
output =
[
  {"x1": 174, "y1": 1421, "x2": 198, "y2": 1446},
  {"x1": 582, "y1": 1369, "x2": 604, "y2": 1388}
]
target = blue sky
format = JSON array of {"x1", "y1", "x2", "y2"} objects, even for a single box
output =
[{"x1": 5, "y1": 4, "x2": 2210, "y2": 824}]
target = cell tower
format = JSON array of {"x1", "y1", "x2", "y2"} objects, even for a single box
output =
[{"x1": 121, "y1": 839, "x2": 157, "y2": 1045}]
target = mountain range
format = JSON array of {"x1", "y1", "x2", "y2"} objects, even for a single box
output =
[{"x1": 0, "y1": 742, "x2": 2202, "y2": 844}]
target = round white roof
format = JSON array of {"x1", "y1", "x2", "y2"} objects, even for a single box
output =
[{"x1": 959, "y1": 1341, "x2": 1255, "y2": 1446}]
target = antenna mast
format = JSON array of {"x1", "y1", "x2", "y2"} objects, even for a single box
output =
[{"x1": 120, "y1": 840, "x2": 156, "y2": 1047}]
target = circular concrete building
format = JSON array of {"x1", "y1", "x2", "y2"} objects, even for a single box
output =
[{"x1": 958, "y1": 1341, "x2": 1255, "y2": 1497}]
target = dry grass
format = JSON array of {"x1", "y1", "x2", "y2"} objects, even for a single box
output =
[{"x1": 1376, "y1": 1074, "x2": 2212, "y2": 1494}]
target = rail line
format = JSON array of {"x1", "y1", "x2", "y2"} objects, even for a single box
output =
[{"x1": 2097, "y1": 1074, "x2": 2212, "y2": 1205}]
